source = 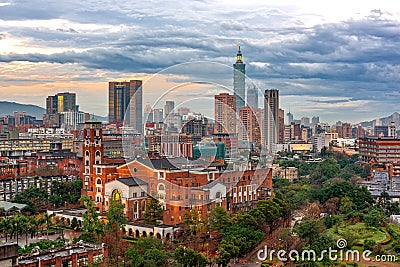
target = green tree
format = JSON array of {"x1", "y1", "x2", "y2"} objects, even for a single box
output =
[
  {"x1": 216, "y1": 247, "x2": 231, "y2": 267},
  {"x1": 143, "y1": 248, "x2": 169, "y2": 266},
  {"x1": 39, "y1": 213, "x2": 55, "y2": 240},
  {"x1": 71, "y1": 217, "x2": 79, "y2": 230},
  {"x1": 216, "y1": 240, "x2": 239, "y2": 267},
  {"x1": 210, "y1": 206, "x2": 231, "y2": 232},
  {"x1": 106, "y1": 200, "x2": 126, "y2": 231},
  {"x1": 28, "y1": 217, "x2": 40, "y2": 240},
  {"x1": 12, "y1": 186, "x2": 49, "y2": 213},
  {"x1": 125, "y1": 247, "x2": 144, "y2": 267},
  {"x1": 293, "y1": 218, "x2": 325, "y2": 244},
  {"x1": 80, "y1": 195, "x2": 104, "y2": 239},
  {"x1": 174, "y1": 245, "x2": 209, "y2": 267},
  {"x1": 235, "y1": 213, "x2": 258, "y2": 230},
  {"x1": 10, "y1": 213, "x2": 28, "y2": 246},
  {"x1": 136, "y1": 237, "x2": 163, "y2": 254},
  {"x1": 50, "y1": 180, "x2": 83, "y2": 207},
  {"x1": 256, "y1": 200, "x2": 282, "y2": 233},
  {"x1": 0, "y1": 217, "x2": 11, "y2": 242},
  {"x1": 309, "y1": 234, "x2": 336, "y2": 264},
  {"x1": 142, "y1": 196, "x2": 163, "y2": 225},
  {"x1": 105, "y1": 200, "x2": 128, "y2": 265}
]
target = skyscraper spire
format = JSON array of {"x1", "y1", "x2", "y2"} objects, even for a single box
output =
[
  {"x1": 233, "y1": 42, "x2": 245, "y2": 110},
  {"x1": 236, "y1": 41, "x2": 243, "y2": 63}
]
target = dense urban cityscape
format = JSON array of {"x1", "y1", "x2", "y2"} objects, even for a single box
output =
[{"x1": 1, "y1": 1, "x2": 400, "y2": 267}]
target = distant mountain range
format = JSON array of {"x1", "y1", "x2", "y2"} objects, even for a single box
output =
[
  {"x1": 359, "y1": 112, "x2": 400, "y2": 127},
  {"x1": 0, "y1": 101, "x2": 108, "y2": 122}
]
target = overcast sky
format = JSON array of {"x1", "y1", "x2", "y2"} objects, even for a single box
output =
[{"x1": 0, "y1": 0, "x2": 399, "y2": 123}]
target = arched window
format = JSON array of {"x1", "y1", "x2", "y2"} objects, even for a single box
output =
[
  {"x1": 158, "y1": 183, "x2": 165, "y2": 191},
  {"x1": 111, "y1": 189, "x2": 122, "y2": 201},
  {"x1": 96, "y1": 178, "x2": 102, "y2": 185},
  {"x1": 85, "y1": 151, "x2": 89, "y2": 157}
]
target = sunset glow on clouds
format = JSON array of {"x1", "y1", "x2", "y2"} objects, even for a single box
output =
[{"x1": 0, "y1": 0, "x2": 399, "y2": 122}]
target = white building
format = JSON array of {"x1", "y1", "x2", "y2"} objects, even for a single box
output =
[
  {"x1": 59, "y1": 111, "x2": 86, "y2": 131},
  {"x1": 312, "y1": 134, "x2": 329, "y2": 152}
]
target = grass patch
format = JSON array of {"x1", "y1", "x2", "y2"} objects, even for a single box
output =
[{"x1": 327, "y1": 222, "x2": 387, "y2": 246}]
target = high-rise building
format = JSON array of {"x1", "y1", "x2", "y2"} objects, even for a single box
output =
[
  {"x1": 286, "y1": 111, "x2": 294, "y2": 125},
  {"x1": 247, "y1": 86, "x2": 258, "y2": 108},
  {"x1": 59, "y1": 111, "x2": 88, "y2": 131},
  {"x1": 337, "y1": 122, "x2": 352, "y2": 138},
  {"x1": 233, "y1": 43, "x2": 245, "y2": 110},
  {"x1": 108, "y1": 80, "x2": 142, "y2": 133},
  {"x1": 144, "y1": 103, "x2": 153, "y2": 123},
  {"x1": 301, "y1": 117, "x2": 310, "y2": 127},
  {"x1": 311, "y1": 116, "x2": 320, "y2": 126},
  {"x1": 238, "y1": 106, "x2": 262, "y2": 146},
  {"x1": 278, "y1": 109, "x2": 285, "y2": 143},
  {"x1": 264, "y1": 89, "x2": 279, "y2": 152},
  {"x1": 177, "y1": 107, "x2": 190, "y2": 116},
  {"x1": 46, "y1": 92, "x2": 77, "y2": 115},
  {"x1": 153, "y1": 109, "x2": 164, "y2": 123},
  {"x1": 164, "y1": 101, "x2": 175, "y2": 118},
  {"x1": 356, "y1": 125, "x2": 366, "y2": 139},
  {"x1": 214, "y1": 93, "x2": 236, "y2": 135},
  {"x1": 44, "y1": 92, "x2": 78, "y2": 127}
]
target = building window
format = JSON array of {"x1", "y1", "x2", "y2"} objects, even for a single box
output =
[
  {"x1": 133, "y1": 192, "x2": 137, "y2": 198},
  {"x1": 141, "y1": 192, "x2": 145, "y2": 197},
  {"x1": 93, "y1": 253, "x2": 104, "y2": 263},
  {"x1": 111, "y1": 189, "x2": 122, "y2": 201},
  {"x1": 77, "y1": 256, "x2": 88, "y2": 267},
  {"x1": 62, "y1": 259, "x2": 72, "y2": 267},
  {"x1": 158, "y1": 184, "x2": 165, "y2": 191}
]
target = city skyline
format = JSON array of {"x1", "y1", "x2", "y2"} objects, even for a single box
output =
[{"x1": 0, "y1": 1, "x2": 399, "y2": 123}]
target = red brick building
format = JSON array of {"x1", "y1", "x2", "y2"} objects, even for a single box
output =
[
  {"x1": 359, "y1": 137, "x2": 400, "y2": 177},
  {"x1": 18, "y1": 242, "x2": 108, "y2": 267},
  {"x1": 82, "y1": 120, "x2": 273, "y2": 226}
]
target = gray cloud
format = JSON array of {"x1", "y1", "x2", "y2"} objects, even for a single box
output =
[{"x1": 0, "y1": 0, "x2": 399, "y2": 122}]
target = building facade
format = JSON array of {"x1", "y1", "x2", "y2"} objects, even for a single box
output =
[
  {"x1": 238, "y1": 106, "x2": 261, "y2": 146},
  {"x1": 214, "y1": 93, "x2": 236, "y2": 135},
  {"x1": 233, "y1": 43, "x2": 245, "y2": 110},
  {"x1": 108, "y1": 80, "x2": 143, "y2": 133},
  {"x1": 264, "y1": 89, "x2": 279, "y2": 153}
]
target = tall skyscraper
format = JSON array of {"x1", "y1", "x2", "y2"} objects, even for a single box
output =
[
  {"x1": 153, "y1": 109, "x2": 164, "y2": 123},
  {"x1": 108, "y1": 80, "x2": 142, "y2": 133},
  {"x1": 311, "y1": 116, "x2": 320, "y2": 126},
  {"x1": 278, "y1": 108, "x2": 285, "y2": 143},
  {"x1": 46, "y1": 92, "x2": 77, "y2": 114},
  {"x1": 247, "y1": 85, "x2": 258, "y2": 108},
  {"x1": 144, "y1": 103, "x2": 153, "y2": 123},
  {"x1": 301, "y1": 117, "x2": 310, "y2": 127},
  {"x1": 264, "y1": 89, "x2": 279, "y2": 153},
  {"x1": 164, "y1": 100, "x2": 175, "y2": 118},
  {"x1": 286, "y1": 111, "x2": 294, "y2": 125},
  {"x1": 44, "y1": 92, "x2": 78, "y2": 127},
  {"x1": 239, "y1": 106, "x2": 261, "y2": 146},
  {"x1": 214, "y1": 93, "x2": 236, "y2": 134},
  {"x1": 233, "y1": 43, "x2": 245, "y2": 110}
]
